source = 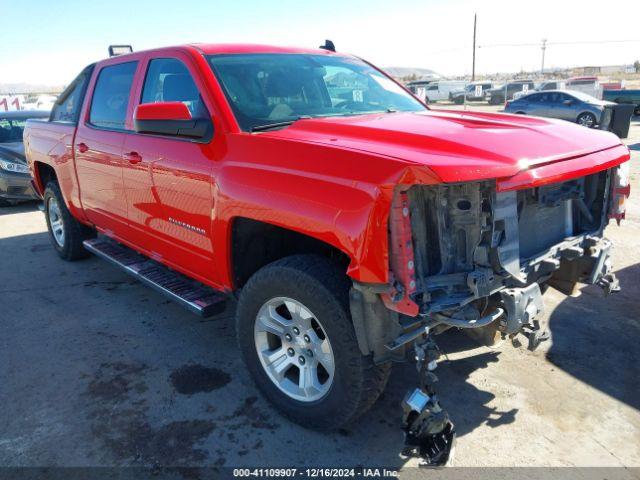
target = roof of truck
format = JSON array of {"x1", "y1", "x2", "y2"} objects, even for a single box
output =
[{"x1": 190, "y1": 43, "x2": 341, "y2": 56}]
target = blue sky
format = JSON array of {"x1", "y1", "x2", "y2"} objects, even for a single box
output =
[{"x1": 2, "y1": 0, "x2": 639, "y2": 85}]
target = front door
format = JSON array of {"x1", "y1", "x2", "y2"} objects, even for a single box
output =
[
  {"x1": 75, "y1": 61, "x2": 138, "y2": 237},
  {"x1": 122, "y1": 55, "x2": 216, "y2": 281}
]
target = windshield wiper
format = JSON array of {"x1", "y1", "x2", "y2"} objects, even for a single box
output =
[{"x1": 251, "y1": 116, "x2": 311, "y2": 132}]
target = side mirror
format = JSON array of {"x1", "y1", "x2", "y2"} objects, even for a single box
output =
[{"x1": 134, "y1": 102, "x2": 211, "y2": 139}]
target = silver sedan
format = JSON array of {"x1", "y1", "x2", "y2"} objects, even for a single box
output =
[{"x1": 504, "y1": 90, "x2": 613, "y2": 128}]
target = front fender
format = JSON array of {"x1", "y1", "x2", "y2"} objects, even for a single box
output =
[{"x1": 211, "y1": 134, "x2": 440, "y2": 287}]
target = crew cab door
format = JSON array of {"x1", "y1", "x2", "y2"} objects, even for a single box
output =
[
  {"x1": 121, "y1": 53, "x2": 216, "y2": 282},
  {"x1": 75, "y1": 60, "x2": 140, "y2": 237}
]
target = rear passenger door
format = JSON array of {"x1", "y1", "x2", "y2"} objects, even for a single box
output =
[
  {"x1": 75, "y1": 60, "x2": 139, "y2": 237},
  {"x1": 536, "y1": 92, "x2": 556, "y2": 118},
  {"x1": 121, "y1": 54, "x2": 216, "y2": 281}
]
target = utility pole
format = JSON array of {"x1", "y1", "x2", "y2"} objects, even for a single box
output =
[
  {"x1": 541, "y1": 38, "x2": 547, "y2": 75},
  {"x1": 472, "y1": 13, "x2": 477, "y2": 81}
]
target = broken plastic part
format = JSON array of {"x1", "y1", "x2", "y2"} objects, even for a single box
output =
[
  {"x1": 400, "y1": 335, "x2": 456, "y2": 467},
  {"x1": 401, "y1": 394, "x2": 456, "y2": 467}
]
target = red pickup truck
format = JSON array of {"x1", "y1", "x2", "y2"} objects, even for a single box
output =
[{"x1": 24, "y1": 43, "x2": 630, "y2": 460}]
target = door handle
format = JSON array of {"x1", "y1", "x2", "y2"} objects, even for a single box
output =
[
  {"x1": 123, "y1": 151, "x2": 143, "y2": 164},
  {"x1": 77, "y1": 142, "x2": 89, "y2": 153}
]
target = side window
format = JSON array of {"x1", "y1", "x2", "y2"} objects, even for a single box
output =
[
  {"x1": 89, "y1": 62, "x2": 137, "y2": 130},
  {"x1": 140, "y1": 58, "x2": 207, "y2": 117},
  {"x1": 548, "y1": 92, "x2": 562, "y2": 103},
  {"x1": 51, "y1": 65, "x2": 94, "y2": 124},
  {"x1": 526, "y1": 93, "x2": 540, "y2": 102}
]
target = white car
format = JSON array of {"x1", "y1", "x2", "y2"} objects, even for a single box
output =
[
  {"x1": 35, "y1": 94, "x2": 57, "y2": 111},
  {"x1": 417, "y1": 80, "x2": 467, "y2": 103},
  {"x1": 566, "y1": 77, "x2": 601, "y2": 99}
]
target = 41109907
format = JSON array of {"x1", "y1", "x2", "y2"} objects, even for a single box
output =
[{"x1": 232, "y1": 468, "x2": 399, "y2": 477}]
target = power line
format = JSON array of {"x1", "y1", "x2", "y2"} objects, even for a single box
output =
[
  {"x1": 478, "y1": 38, "x2": 640, "y2": 48},
  {"x1": 423, "y1": 38, "x2": 640, "y2": 55}
]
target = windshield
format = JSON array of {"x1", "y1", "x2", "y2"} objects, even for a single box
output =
[
  {"x1": 0, "y1": 118, "x2": 27, "y2": 144},
  {"x1": 207, "y1": 54, "x2": 425, "y2": 131}
]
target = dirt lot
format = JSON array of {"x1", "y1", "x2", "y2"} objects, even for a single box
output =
[{"x1": 1, "y1": 108, "x2": 639, "y2": 476}]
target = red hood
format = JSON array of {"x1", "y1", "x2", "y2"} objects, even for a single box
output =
[{"x1": 264, "y1": 110, "x2": 625, "y2": 183}]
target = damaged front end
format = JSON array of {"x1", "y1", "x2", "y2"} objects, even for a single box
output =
[
  {"x1": 387, "y1": 163, "x2": 627, "y2": 346},
  {"x1": 351, "y1": 162, "x2": 630, "y2": 466}
]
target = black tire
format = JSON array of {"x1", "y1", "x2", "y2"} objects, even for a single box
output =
[
  {"x1": 236, "y1": 254, "x2": 391, "y2": 430},
  {"x1": 43, "y1": 181, "x2": 95, "y2": 260},
  {"x1": 454, "y1": 97, "x2": 464, "y2": 105},
  {"x1": 576, "y1": 112, "x2": 597, "y2": 128}
]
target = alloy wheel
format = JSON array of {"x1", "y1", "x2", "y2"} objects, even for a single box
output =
[
  {"x1": 47, "y1": 197, "x2": 65, "y2": 247},
  {"x1": 254, "y1": 297, "x2": 335, "y2": 402},
  {"x1": 577, "y1": 113, "x2": 596, "y2": 128}
]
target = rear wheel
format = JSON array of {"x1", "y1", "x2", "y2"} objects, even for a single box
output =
[
  {"x1": 43, "y1": 181, "x2": 95, "y2": 260},
  {"x1": 577, "y1": 112, "x2": 597, "y2": 128},
  {"x1": 236, "y1": 255, "x2": 391, "y2": 429}
]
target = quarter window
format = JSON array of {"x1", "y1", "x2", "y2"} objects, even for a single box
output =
[
  {"x1": 51, "y1": 65, "x2": 93, "y2": 123},
  {"x1": 89, "y1": 62, "x2": 137, "y2": 130}
]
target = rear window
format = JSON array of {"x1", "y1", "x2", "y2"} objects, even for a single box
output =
[
  {"x1": 89, "y1": 62, "x2": 137, "y2": 130},
  {"x1": 570, "y1": 80, "x2": 596, "y2": 86},
  {"x1": 50, "y1": 65, "x2": 94, "y2": 124}
]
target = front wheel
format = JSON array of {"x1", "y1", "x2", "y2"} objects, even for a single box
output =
[
  {"x1": 577, "y1": 112, "x2": 597, "y2": 128},
  {"x1": 236, "y1": 255, "x2": 391, "y2": 430},
  {"x1": 43, "y1": 181, "x2": 95, "y2": 260}
]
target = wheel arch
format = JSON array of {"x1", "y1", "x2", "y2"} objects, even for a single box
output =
[
  {"x1": 229, "y1": 217, "x2": 352, "y2": 289},
  {"x1": 32, "y1": 161, "x2": 57, "y2": 195}
]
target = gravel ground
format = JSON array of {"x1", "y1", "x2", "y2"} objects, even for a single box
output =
[{"x1": 1, "y1": 109, "x2": 639, "y2": 476}]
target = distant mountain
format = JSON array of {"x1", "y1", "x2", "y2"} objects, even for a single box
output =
[
  {"x1": 383, "y1": 67, "x2": 441, "y2": 80},
  {"x1": 0, "y1": 83, "x2": 65, "y2": 95}
]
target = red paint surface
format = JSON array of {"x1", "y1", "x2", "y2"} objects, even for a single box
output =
[
  {"x1": 135, "y1": 102, "x2": 192, "y2": 121},
  {"x1": 24, "y1": 44, "x2": 631, "y2": 293}
]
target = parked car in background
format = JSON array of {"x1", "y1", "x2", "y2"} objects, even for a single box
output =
[
  {"x1": 418, "y1": 80, "x2": 466, "y2": 103},
  {"x1": 35, "y1": 94, "x2": 57, "y2": 111},
  {"x1": 405, "y1": 79, "x2": 437, "y2": 94},
  {"x1": 485, "y1": 79, "x2": 535, "y2": 104},
  {"x1": 513, "y1": 79, "x2": 566, "y2": 100},
  {"x1": 22, "y1": 94, "x2": 57, "y2": 111},
  {"x1": 0, "y1": 110, "x2": 49, "y2": 206},
  {"x1": 505, "y1": 90, "x2": 613, "y2": 127},
  {"x1": 449, "y1": 81, "x2": 493, "y2": 104},
  {"x1": 602, "y1": 88, "x2": 640, "y2": 116},
  {"x1": 566, "y1": 76, "x2": 601, "y2": 99}
]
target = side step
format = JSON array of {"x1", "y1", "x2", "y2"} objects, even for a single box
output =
[{"x1": 83, "y1": 238, "x2": 227, "y2": 317}]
